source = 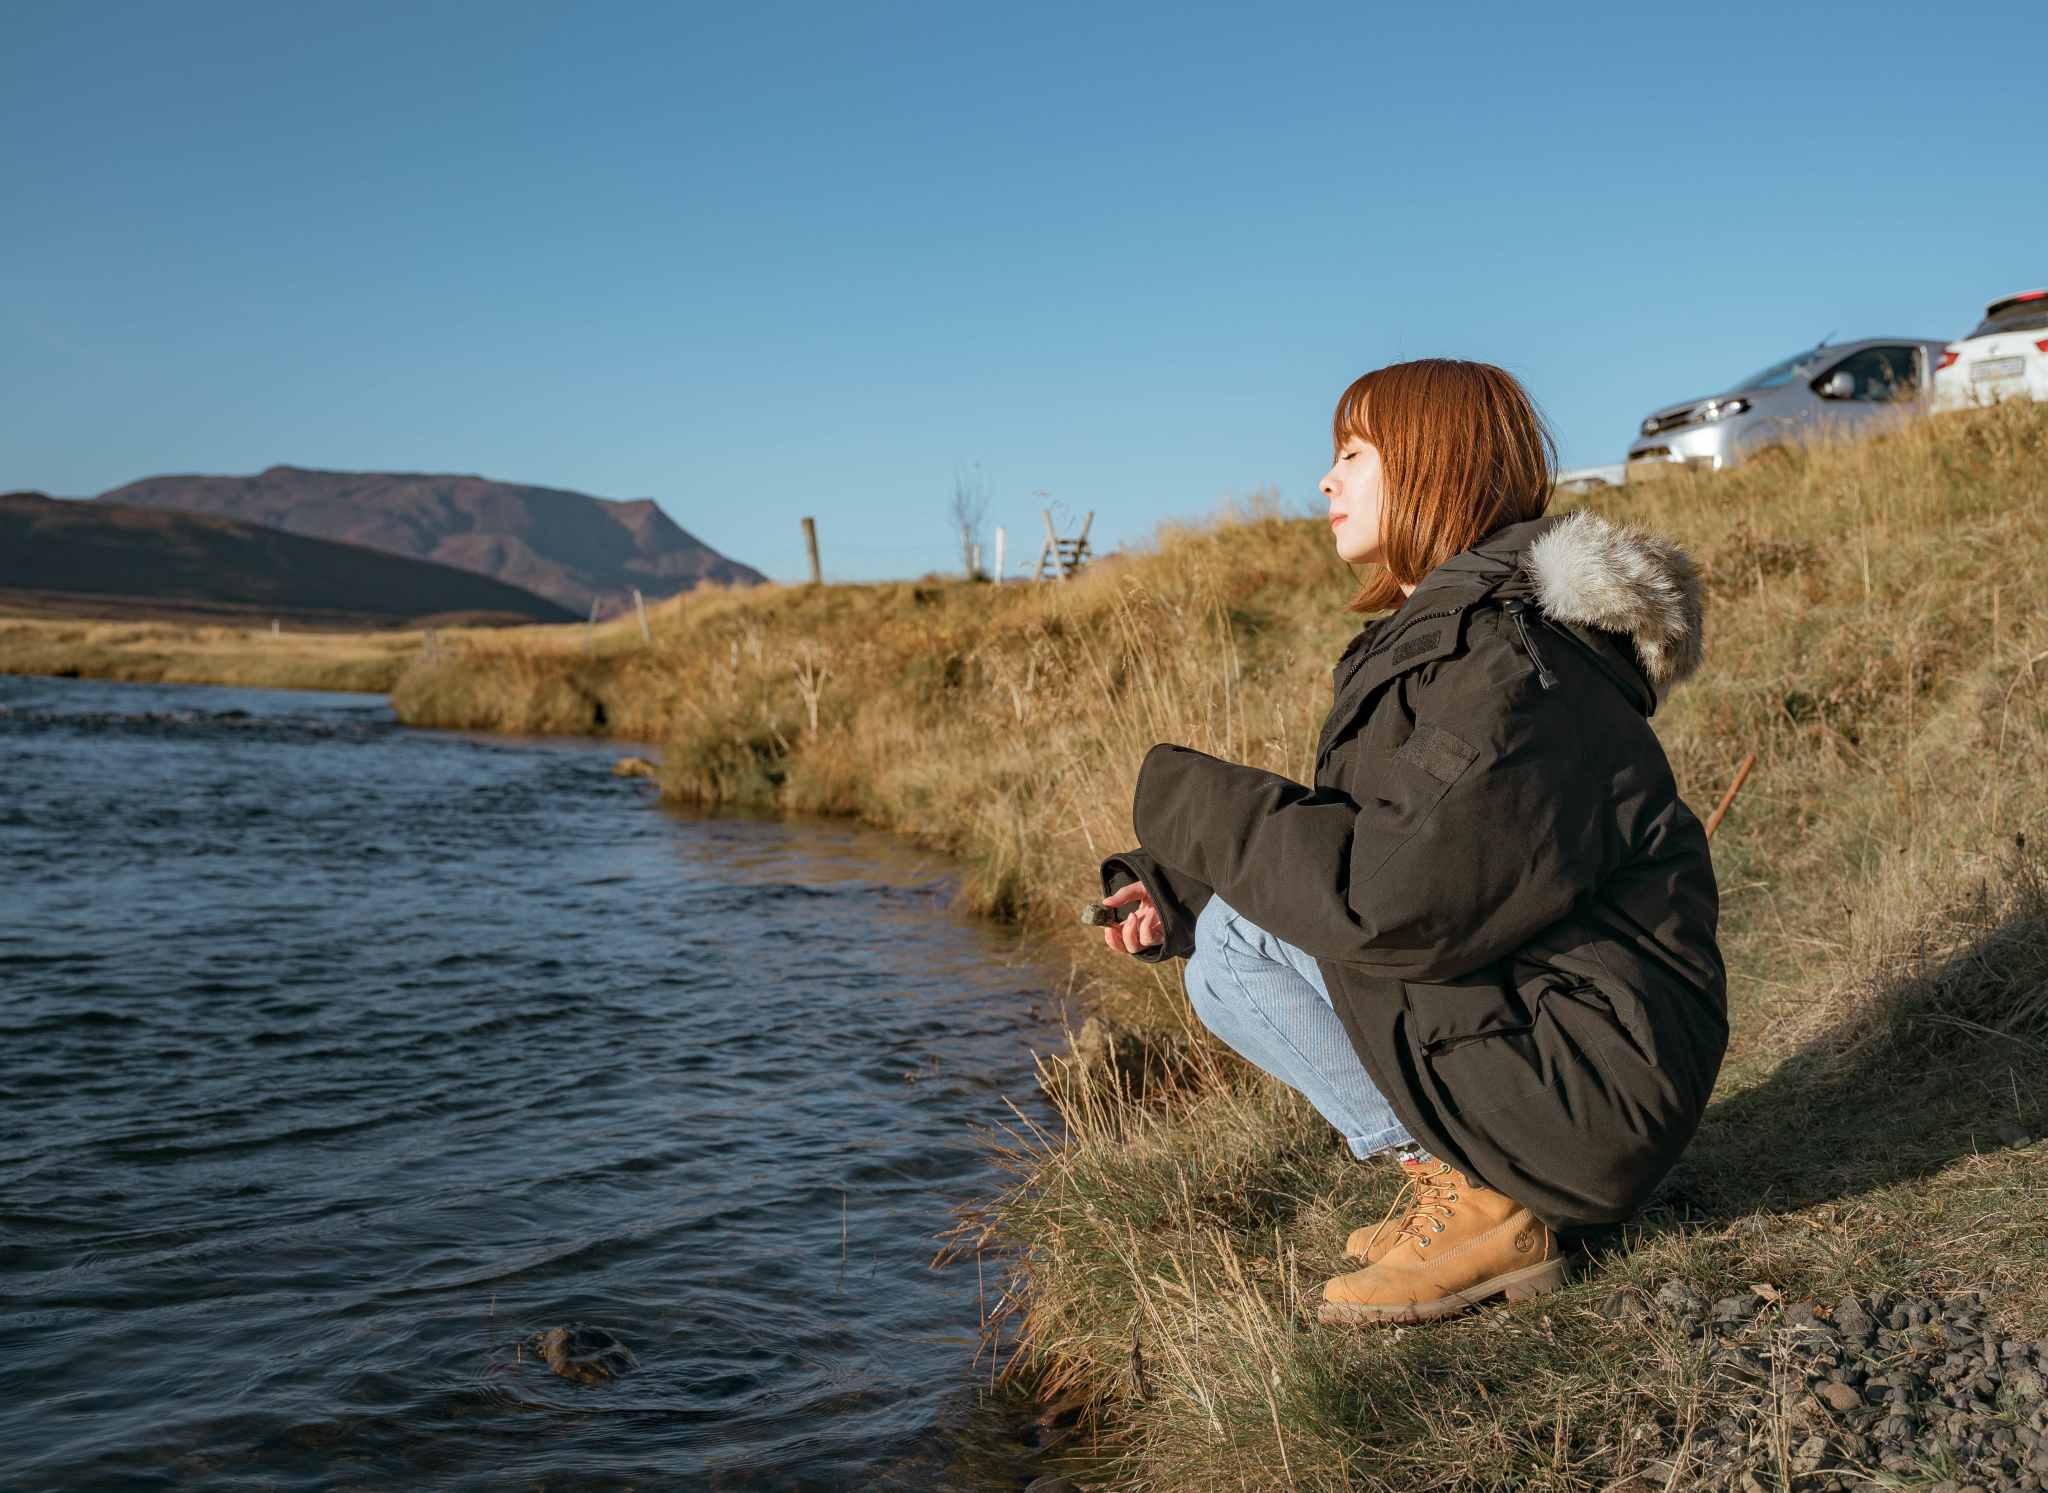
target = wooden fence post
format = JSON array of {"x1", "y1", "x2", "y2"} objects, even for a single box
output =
[
  {"x1": 632, "y1": 588, "x2": 650, "y2": 643},
  {"x1": 803, "y1": 517, "x2": 822, "y2": 586}
]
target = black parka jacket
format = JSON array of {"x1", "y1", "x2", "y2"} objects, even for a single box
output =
[{"x1": 1102, "y1": 513, "x2": 1727, "y2": 1236}]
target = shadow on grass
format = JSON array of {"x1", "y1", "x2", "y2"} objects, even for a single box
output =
[{"x1": 1648, "y1": 862, "x2": 2048, "y2": 1225}]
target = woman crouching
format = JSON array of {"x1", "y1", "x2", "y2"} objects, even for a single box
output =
[{"x1": 1099, "y1": 359, "x2": 1727, "y2": 1324}]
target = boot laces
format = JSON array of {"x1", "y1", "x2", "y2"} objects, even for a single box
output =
[
  {"x1": 1361, "y1": 1163, "x2": 1423, "y2": 1249},
  {"x1": 1390, "y1": 1163, "x2": 1464, "y2": 1250}
]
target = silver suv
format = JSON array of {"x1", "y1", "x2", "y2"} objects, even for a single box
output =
[{"x1": 1625, "y1": 336, "x2": 1949, "y2": 477}]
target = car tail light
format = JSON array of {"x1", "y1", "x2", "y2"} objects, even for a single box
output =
[
  {"x1": 2036, "y1": 339, "x2": 2048, "y2": 353},
  {"x1": 1937, "y1": 350, "x2": 1959, "y2": 370}
]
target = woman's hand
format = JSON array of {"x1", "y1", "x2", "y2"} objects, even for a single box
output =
[{"x1": 1101, "y1": 882, "x2": 1164, "y2": 954}]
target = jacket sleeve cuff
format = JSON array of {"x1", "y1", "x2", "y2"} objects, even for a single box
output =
[{"x1": 1100, "y1": 848, "x2": 1210, "y2": 962}]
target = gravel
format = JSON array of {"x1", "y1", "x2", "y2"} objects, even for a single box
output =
[{"x1": 1613, "y1": 1286, "x2": 2048, "y2": 1491}]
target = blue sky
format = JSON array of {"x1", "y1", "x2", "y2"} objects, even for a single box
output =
[{"x1": 3, "y1": 1, "x2": 2041, "y2": 582}]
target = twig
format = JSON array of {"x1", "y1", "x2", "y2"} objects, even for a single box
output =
[{"x1": 1705, "y1": 753, "x2": 1757, "y2": 839}]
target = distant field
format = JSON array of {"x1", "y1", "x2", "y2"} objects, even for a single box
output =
[
  {"x1": 0, "y1": 587, "x2": 551, "y2": 633},
  {"x1": 0, "y1": 614, "x2": 600, "y2": 696},
  {"x1": 0, "y1": 597, "x2": 738, "y2": 705}
]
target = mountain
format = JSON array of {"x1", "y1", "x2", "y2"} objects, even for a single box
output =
[
  {"x1": 91, "y1": 466, "x2": 765, "y2": 616},
  {"x1": 0, "y1": 491, "x2": 578, "y2": 629}
]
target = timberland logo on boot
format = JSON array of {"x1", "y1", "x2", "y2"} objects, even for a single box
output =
[{"x1": 1514, "y1": 1227, "x2": 1537, "y2": 1253}]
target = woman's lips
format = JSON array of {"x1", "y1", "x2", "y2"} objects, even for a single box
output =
[{"x1": 1330, "y1": 514, "x2": 1346, "y2": 528}]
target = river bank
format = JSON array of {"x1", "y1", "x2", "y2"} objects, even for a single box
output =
[{"x1": 7, "y1": 403, "x2": 2048, "y2": 1489}]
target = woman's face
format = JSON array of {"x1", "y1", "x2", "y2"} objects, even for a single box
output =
[{"x1": 1321, "y1": 438, "x2": 1386, "y2": 566}]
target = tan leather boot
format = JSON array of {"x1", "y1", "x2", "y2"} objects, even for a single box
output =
[
  {"x1": 1320, "y1": 1162, "x2": 1569, "y2": 1324},
  {"x1": 1344, "y1": 1153, "x2": 1431, "y2": 1264}
]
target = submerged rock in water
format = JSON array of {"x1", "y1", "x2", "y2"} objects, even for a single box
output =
[
  {"x1": 533, "y1": 1324, "x2": 637, "y2": 1383},
  {"x1": 611, "y1": 757, "x2": 659, "y2": 779}
]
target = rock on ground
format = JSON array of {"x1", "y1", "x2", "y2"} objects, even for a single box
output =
[{"x1": 1621, "y1": 1284, "x2": 2048, "y2": 1491}]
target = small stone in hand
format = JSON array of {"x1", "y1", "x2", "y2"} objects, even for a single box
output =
[{"x1": 1080, "y1": 902, "x2": 1129, "y2": 927}]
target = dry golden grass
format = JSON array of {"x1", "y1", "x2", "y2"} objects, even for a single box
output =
[{"x1": 14, "y1": 405, "x2": 2047, "y2": 1488}]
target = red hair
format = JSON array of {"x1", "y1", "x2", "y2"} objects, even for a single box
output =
[{"x1": 1334, "y1": 360, "x2": 1556, "y2": 614}]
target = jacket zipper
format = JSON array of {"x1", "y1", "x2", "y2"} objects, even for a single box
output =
[{"x1": 1502, "y1": 600, "x2": 1559, "y2": 690}]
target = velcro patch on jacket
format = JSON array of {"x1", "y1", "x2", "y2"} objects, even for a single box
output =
[
  {"x1": 1396, "y1": 724, "x2": 1479, "y2": 784},
  {"x1": 1391, "y1": 630, "x2": 1441, "y2": 664}
]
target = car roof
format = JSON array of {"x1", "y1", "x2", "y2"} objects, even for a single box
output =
[
  {"x1": 1779, "y1": 336, "x2": 1943, "y2": 351},
  {"x1": 1984, "y1": 289, "x2": 2048, "y2": 315}
]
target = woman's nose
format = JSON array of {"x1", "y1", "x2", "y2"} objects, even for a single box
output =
[{"x1": 1320, "y1": 476, "x2": 1339, "y2": 499}]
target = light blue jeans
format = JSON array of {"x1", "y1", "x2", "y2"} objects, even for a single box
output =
[{"x1": 1183, "y1": 896, "x2": 1418, "y2": 1161}]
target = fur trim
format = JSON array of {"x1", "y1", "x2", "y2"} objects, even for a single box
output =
[{"x1": 1526, "y1": 511, "x2": 1704, "y2": 688}]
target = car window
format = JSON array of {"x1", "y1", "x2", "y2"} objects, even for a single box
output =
[
  {"x1": 1733, "y1": 347, "x2": 1830, "y2": 391},
  {"x1": 1967, "y1": 301, "x2": 2048, "y2": 338},
  {"x1": 1815, "y1": 346, "x2": 1920, "y2": 401}
]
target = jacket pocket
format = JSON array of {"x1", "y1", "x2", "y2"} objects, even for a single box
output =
[{"x1": 1407, "y1": 966, "x2": 1550, "y2": 1121}]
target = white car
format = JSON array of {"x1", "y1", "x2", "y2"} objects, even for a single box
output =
[{"x1": 1933, "y1": 289, "x2": 2048, "y2": 410}]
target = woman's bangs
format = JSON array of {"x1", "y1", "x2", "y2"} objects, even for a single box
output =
[{"x1": 1332, "y1": 378, "x2": 1375, "y2": 450}]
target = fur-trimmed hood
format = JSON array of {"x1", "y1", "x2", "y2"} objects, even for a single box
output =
[{"x1": 1526, "y1": 511, "x2": 1704, "y2": 688}]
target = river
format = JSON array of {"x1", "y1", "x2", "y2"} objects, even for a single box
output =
[{"x1": 0, "y1": 675, "x2": 1063, "y2": 1491}]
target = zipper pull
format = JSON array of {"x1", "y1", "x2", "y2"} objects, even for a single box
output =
[{"x1": 1503, "y1": 600, "x2": 1558, "y2": 690}]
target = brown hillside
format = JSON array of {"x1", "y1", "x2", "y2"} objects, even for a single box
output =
[
  {"x1": 0, "y1": 492, "x2": 577, "y2": 629},
  {"x1": 94, "y1": 465, "x2": 765, "y2": 615}
]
